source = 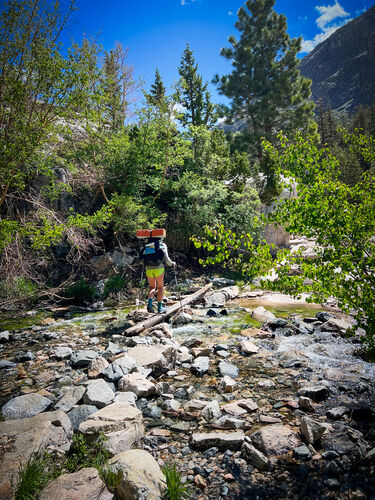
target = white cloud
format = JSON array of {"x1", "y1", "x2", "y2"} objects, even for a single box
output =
[
  {"x1": 300, "y1": 1, "x2": 351, "y2": 54},
  {"x1": 228, "y1": 10, "x2": 233, "y2": 16},
  {"x1": 181, "y1": 0, "x2": 186, "y2": 4}
]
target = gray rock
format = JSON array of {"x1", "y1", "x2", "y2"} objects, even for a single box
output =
[
  {"x1": 251, "y1": 306, "x2": 276, "y2": 323},
  {"x1": 118, "y1": 373, "x2": 156, "y2": 398},
  {"x1": 267, "y1": 318, "x2": 288, "y2": 330},
  {"x1": 171, "y1": 312, "x2": 193, "y2": 325},
  {"x1": 114, "y1": 392, "x2": 137, "y2": 407},
  {"x1": 0, "y1": 330, "x2": 10, "y2": 343},
  {"x1": 70, "y1": 349, "x2": 99, "y2": 368},
  {"x1": 67, "y1": 404, "x2": 98, "y2": 431},
  {"x1": 88, "y1": 356, "x2": 110, "y2": 378},
  {"x1": 55, "y1": 386, "x2": 85, "y2": 412},
  {"x1": 83, "y1": 379, "x2": 115, "y2": 408},
  {"x1": 298, "y1": 396, "x2": 315, "y2": 413},
  {"x1": 125, "y1": 345, "x2": 177, "y2": 378},
  {"x1": 39, "y1": 467, "x2": 112, "y2": 500},
  {"x1": 327, "y1": 406, "x2": 349, "y2": 420},
  {"x1": 300, "y1": 417, "x2": 327, "y2": 445},
  {"x1": 107, "y1": 450, "x2": 166, "y2": 500},
  {"x1": 320, "y1": 318, "x2": 352, "y2": 334},
  {"x1": 15, "y1": 351, "x2": 34, "y2": 362},
  {"x1": 201, "y1": 400, "x2": 222, "y2": 422},
  {"x1": 321, "y1": 426, "x2": 367, "y2": 457},
  {"x1": 241, "y1": 442, "x2": 270, "y2": 470},
  {"x1": 365, "y1": 447, "x2": 375, "y2": 463},
  {"x1": 2, "y1": 393, "x2": 52, "y2": 420},
  {"x1": 190, "y1": 356, "x2": 210, "y2": 377},
  {"x1": 220, "y1": 375, "x2": 237, "y2": 393},
  {"x1": 53, "y1": 346, "x2": 73, "y2": 360},
  {"x1": 239, "y1": 340, "x2": 259, "y2": 355},
  {"x1": 0, "y1": 359, "x2": 16, "y2": 369},
  {"x1": 215, "y1": 416, "x2": 247, "y2": 429},
  {"x1": 204, "y1": 286, "x2": 239, "y2": 307},
  {"x1": 316, "y1": 311, "x2": 334, "y2": 322},
  {"x1": 298, "y1": 384, "x2": 330, "y2": 402},
  {"x1": 103, "y1": 341, "x2": 123, "y2": 359},
  {"x1": 293, "y1": 444, "x2": 312, "y2": 460},
  {"x1": 191, "y1": 431, "x2": 245, "y2": 451},
  {"x1": 0, "y1": 411, "x2": 72, "y2": 497},
  {"x1": 103, "y1": 356, "x2": 138, "y2": 382},
  {"x1": 219, "y1": 361, "x2": 239, "y2": 378},
  {"x1": 211, "y1": 277, "x2": 236, "y2": 286},
  {"x1": 79, "y1": 402, "x2": 143, "y2": 436},
  {"x1": 250, "y1": 424, "x2": 301, "y2": 456}
]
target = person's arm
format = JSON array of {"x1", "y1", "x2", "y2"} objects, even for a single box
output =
[{"x1": 162, "y1": 242, "x2": 175, "y2": 267}]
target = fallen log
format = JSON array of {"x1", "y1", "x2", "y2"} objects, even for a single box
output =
[{"x1": 123, "y1": 282, "x2": 213, "y2": 336}]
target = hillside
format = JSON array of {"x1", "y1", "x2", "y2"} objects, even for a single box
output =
[{"x1": 300, "y1": 5, "x2": 375, "y2": 113}]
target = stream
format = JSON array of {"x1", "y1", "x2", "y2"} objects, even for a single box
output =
[{"x1": 0, "y1": 286, "x2": 374, "y2": 499}]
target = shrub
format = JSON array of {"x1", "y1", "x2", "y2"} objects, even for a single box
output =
[
  {"x1": 104, "y1": 274, "x2": 126, "y2": 297},
  {"x1": 16, "y1": 451, "x2": 60, "y2": 500},
  {"x1": 65, "y1": 279, "x2": 96, "y2": 304},
  {"x1": 0, "y1": 277, "x2": 37, "y2": 301},
  {"x1": 162, "y1": 463, "x2": 190, "y2": 500}
]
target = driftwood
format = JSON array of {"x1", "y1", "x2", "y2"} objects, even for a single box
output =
[{"x1": 123, "y1": 282, "x2": 213, "y2": 336}]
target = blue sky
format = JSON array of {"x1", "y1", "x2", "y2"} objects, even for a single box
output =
[{"x1": 63, "y1": 0, "x2": 372, "y2": 107}]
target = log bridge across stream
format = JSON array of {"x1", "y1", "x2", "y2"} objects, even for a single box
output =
[{"x1": 124, "y1": 282, "x2": 213, "y2": 336}]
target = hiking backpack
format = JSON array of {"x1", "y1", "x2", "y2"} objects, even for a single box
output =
[{"x1": 139, "y1": 239, "x2": 165, "y2": 266}]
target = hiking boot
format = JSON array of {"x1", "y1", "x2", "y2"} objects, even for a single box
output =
[
  {"x1": 147, "y1": 298, "x2": 154, "y2": 313},
  {"x1": 157, "y1": 301, "x2": 166, "y2": 314}
]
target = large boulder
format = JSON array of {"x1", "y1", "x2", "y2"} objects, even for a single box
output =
[
  {"x1": 124, "y1": 345, "x2": 177, "y2": 378},
  {"x1": 107, "y1": 449, "x2": 166, "y2": 500},
  {"x1": 300, "y1": 416, "x2": 327, "y2": 444},
  {"x1": 0, "y1": 411, "x2": 72, "y2": 498},
  {"x1": 70, "y1": 350, "x2": 99, "y2": 368},
  {"x1": 39, "y1": 467, "x2": 112, "y2": 500},
  {"x1": 204, "y1": 286, "x2": 239, "y2": 307},
  {"x1": 79, "y1": 402, "x2": 143, "y2": 436},
  {"x1": 1, "y1": 393, "x2": 52, "y2": 420},
  {"x1": 251, "y1": 307, "x2": 276, "y2": 323},
  {"x1": 250, "y1": 424, "x2": 301, "y2": 456},
  {"x1": 102, "y1": 356, "x2": 139, "y2": 383},
  {"x1": 55, "y1": 386, "x2": 85, "y2": 413}
]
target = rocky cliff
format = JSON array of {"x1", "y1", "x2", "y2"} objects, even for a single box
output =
[{"x1": 300, "y1": 5, "x2": 375, "y2": 114}]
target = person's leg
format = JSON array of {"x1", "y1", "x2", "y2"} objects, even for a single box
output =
[
  {"x1": 155, "y1": 272, "x2": 165, "y2": 313},
  {"x1": 146, "y1": 274, "x2": 156, "y2": 312}
]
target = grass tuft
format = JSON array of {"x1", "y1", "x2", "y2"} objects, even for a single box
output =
[{"x1": 162, "y1": 463, "x2": 190, "y2": 500}]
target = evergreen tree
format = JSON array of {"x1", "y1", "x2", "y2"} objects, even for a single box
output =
[
  {"x1": 176, "y1": 44, "x2": 216, "y2": 128},
  {"x1": 146, "y1": 68, "x2": 166, "y2": 106},
  {"x1": 214, "y1": 0, "x2": 317, "y2": 157}
]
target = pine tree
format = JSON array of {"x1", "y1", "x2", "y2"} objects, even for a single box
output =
[
  {"x1": 176, "y1": 44, "x2": 216, "y2": 128},
  {"x1": 214, "y1": 0, "x2": 317, "y2": 157},
  {"x1": 146, "y1": 68, "x2": 166, "y2": 106}
]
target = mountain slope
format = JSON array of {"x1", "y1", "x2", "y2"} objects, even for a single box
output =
[{"x1": 300, "y1": 5, "x2": 375, "y2": 113}]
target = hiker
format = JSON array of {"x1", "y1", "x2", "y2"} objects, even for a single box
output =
[{"x1": 140, "y1": 237, "x2": 176, "y2": 314}]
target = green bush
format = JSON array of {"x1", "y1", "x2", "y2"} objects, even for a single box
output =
[
  {"x1": 104, "y1": 274, "x2": 126, "y2": 297},
  {"x1": 0, "y1": 277, "x2": 37, "y2": 301},
  {"x1": 65, "y1": 432, "x2": 109, "y2": 472},
  {"x1": 65, "y1": 279, "x2": 96, "y2": 304}
]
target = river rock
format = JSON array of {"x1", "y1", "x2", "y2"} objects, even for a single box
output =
[
  {"x1": 0, "y1": 411, "x2": 72, "y2": 497},
  {"x1": 0, "y1": 331, "x2": 10, "y2": 343},
  {"x1": 321, "y1": 426, "x2": 367, "y2": 457},
  {"x1": 88, "y1": 356, "x2": 109, "y2": 378},
  {"x1": 125, "y1": 345, "x2": 177, "y2": 378},
  {"x1": 114, "y1": 392, "x2": 138, "y2": 407},
  {"x1": 0, "y1": 359, "x2": 16, "y2": 369},
  {"x1": 79, "y1": 402, "x2": 143, "y2": 435},
  {"x1": 191, "y1": 431, "x2": 245, "y2": 450},
  {"x1": 266, "y1": 318, "x2": 288, "y2": 329},
  {"x1": 300, "y1": 416, "x2": 327, "y2": 444},
  {"x1": 55, "y1": 386, "x2": 85, "y2": 412},
  {"x1": 177, "y1": 346, "x2": 193, "y2": 364},
  {"x1": 107, "y1": 449, "x2": 166, "y2": 500},
  {"x1": 53, "y1": 346, "x2": 73, "y2": 360},
  {"x1": 365, "y1": 447, "x2": 375, "y2": 463},
  {"x1": 191, "y1": 356, "x2": 210, "y2": 376},
  {"x1": 70, "y1": 349, "x2": 99, "y2": 368},
  {"x1": 39, "y1": 467, "x2": 112, "y2": 500},
  {"x1": 219, "y1": 361, "x2": 239, "y2": 378},
  {"x1": 241, "y1": 442, "x2": 270, "y2": 471},
  {"x1": 216, "y1": 416, "x2": 247, "y2": 429},
  {"x1": 211, "y1": 277, "x2": 236, "y2": 286},
  {"x1": 327, "y1": 406, "x2": 349, "y2": 420},
  {"x1": 293, "y1": 444, "x2": 312, "y2": 460},
  {"x1": 220, "y1": 375, "x2": 237, "y2": 393},
  {"x1": 83, "y1": 379, "x2": 115, "y2": 408},
  {"x1": 298, "y1": 384, "x2": 330, "y2": 402},
  {"x1": 103, "y1": 356, "x2": 138, "y2": 382},
  {"x1": 171, "y1": 312, "x2": 193, "y2": 325},
  {"x1": 118, "y1": 373, "x2": 156, "y2": 397},
  {"x1": 239, "y1": 340, "x2": 259, "y2": 355},
  {"x1": 298, "y1": 396, "x2": 315, "y2": 413},
  {"x1": 202, "y1": 400, "x2": 222, "y2": 422},
  {"x1": 250, "y1": 424, "x2": 301, "y2": 456},
  {"x1": 316, "y1": 311, "x2": 334, "y2": 322},
  {"x1": 67, "y1": 404, "x2": 98, "y2": 431},
  {"x1": 184, "y1": 399, "x2": 208, "y2": 411},
  {"x1": 1, "y1": 393, "x2": 52, "y2": 419},
  {"x1": 320, "y1": 318, "x2": 352, "y2": 334},
  {"x1": 251, "y1": 307, "x2": 276, "y2": 323}
]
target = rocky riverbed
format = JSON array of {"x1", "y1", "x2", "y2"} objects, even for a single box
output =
[{"x1": 0, "y1": 281, "x2": 374, "y2": 499}]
